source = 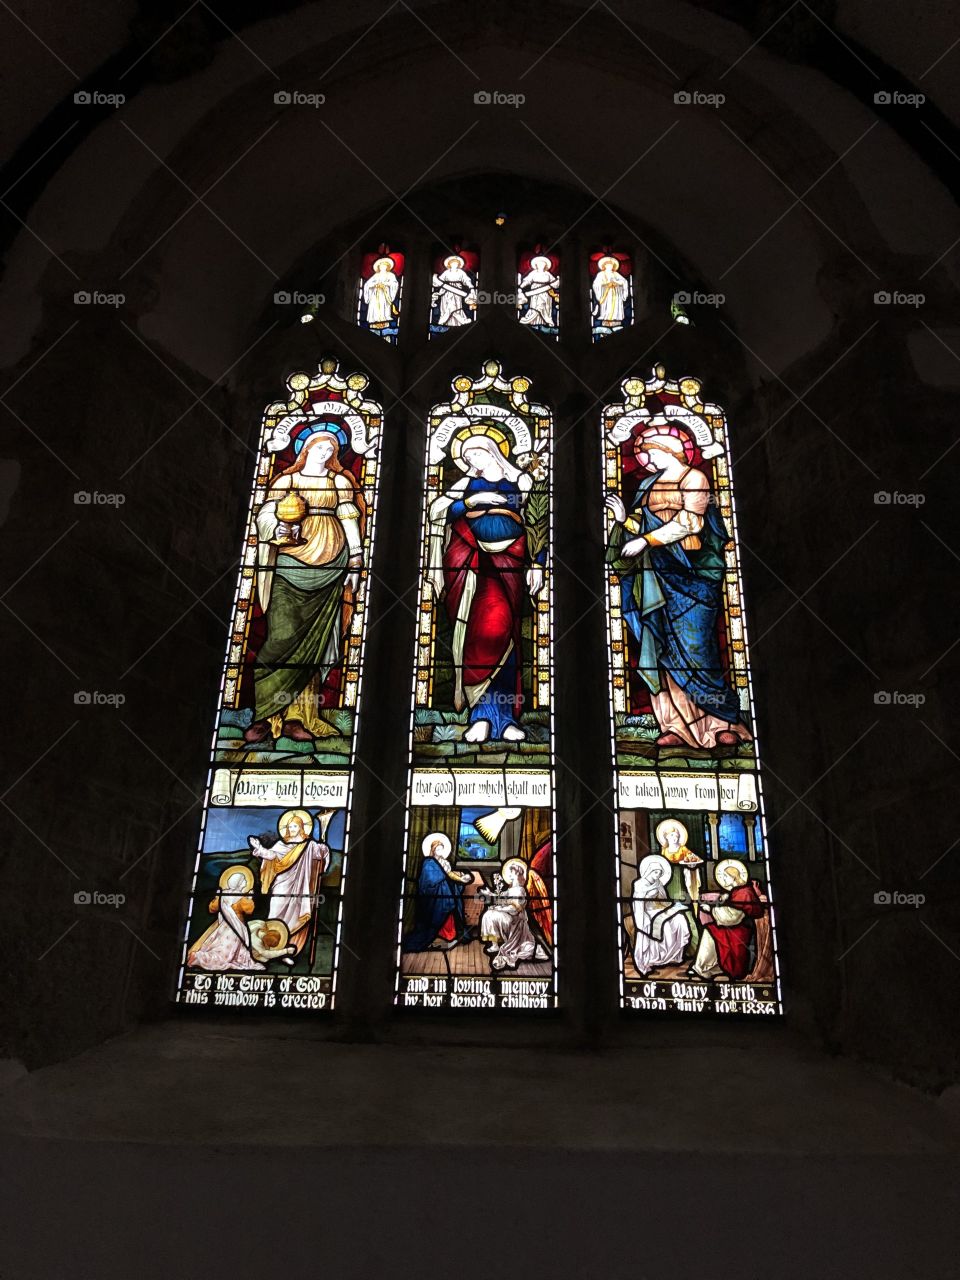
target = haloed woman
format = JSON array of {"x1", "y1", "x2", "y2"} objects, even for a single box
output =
[
  {"x1": 426, "y1": 434, "x2": 545, "y2": 744},
  {"x1": 606, "y1": 428, "x2": 751, "y2": 751},
  {"x1": 245, "y1": 431, "x2": 365, "y2": 745}
]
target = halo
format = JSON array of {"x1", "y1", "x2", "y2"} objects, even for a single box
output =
[
  {"x1": 655, "y1": 818, "x2": 689, "y2": 849},
  {"x1": 715, "y1": 858, "x2": 748, "y2": 888},
  {"x1": 248, "y1": 917, "x2": 291, "y2": 958},
  {"x1": 636, "y1": 424, "x2": 693, "y2": 464},
  {"x1": 278, "y1": 809, "x2": 313, "y2": 838},
  {"x1": 529, "y1": 254, "x2": 552, "y2": 272},
  {"x1": 422, "y1": 831, "x2": 452, "y2": 860},
  {"x1": 372, "y1": 256, "x2": 395, "y2": 272},
  {"x1": 450, "y1": 426, "x2": 511, "y2": 471},
  {"x1": 500, "y1": 857, "x2": 528, "y2": 884},
  {"x1": 597, "y1": 255, "x2": 620, "y2": 272},
  {"x1": 293, "y1": 423, "x2": 347, "y2": 455},
  {"x1": 638, "y1": 853, "x2": 672, "y2": 886},
  {"x1": 443, "y1": 254, "x2": 465, "y2": 269},
  {"x1": 218, "y1": 863, "x2": 255, "y2": 893}
]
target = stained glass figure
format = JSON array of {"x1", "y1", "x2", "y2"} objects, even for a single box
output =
[
  {"x1": 430, "y1": 246, "x2": 480, "y2": 336},
  {"x1": 176, "y1": 360, "x2": 384, "y2": 1012},
  {"x1": 396, "y1": 362, "x2": 557, "y2": 1010},
  {"x1": 357, "y1": 249, "x2": 404, "y2": 344},
  {"x1": 603, "y1": 367, "x2": 782, "y2": 1015},
  {"x1": 590, "y1": 250, "x2": 633, "y2": 340},
  {"x1": 517, "y1": 247, "x2": 560, "y2": 337}
]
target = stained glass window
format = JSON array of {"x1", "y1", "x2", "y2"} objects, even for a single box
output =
[
  {"x1": 176, "y1": 360, "x2": 383, "y2": 1012},
  {"x1": 517, "y1": 246, "x2": 560, "y2": 337},
  {"x1": 590, "y1": 250, "x2": 633, "y2": 341},
  {"x1": 357, "y1": 248, "x2": 404, "y2": 344},
  {"x1": 603, "y1": 367, "x2": 782, "y2": 1015},
  {"x1": 430, "y1": 245, "x2": 480, "y2": 336},
  {"x1": 395, "y1": 361, "x2": 557, "y2": 1010}
]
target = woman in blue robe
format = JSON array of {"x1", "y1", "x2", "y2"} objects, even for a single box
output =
[{"x1": 606, "y1": 431, "x2": 751, "y2": 750}]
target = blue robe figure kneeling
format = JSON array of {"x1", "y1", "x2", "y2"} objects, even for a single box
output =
[{"x1": 403, "y1": 833, "x2": 472, "y2": 952}]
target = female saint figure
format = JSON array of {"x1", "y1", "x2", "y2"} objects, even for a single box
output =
[
  {"x1": 606, "y1": 427, "x2": 751, "y2": 750},
  {"x1": 245, "y1": 430, "x2": 365, "y2": 745},
  {"x1": 631, "y1": 853, "x2": 692, "y2": 976},
  {"x1": 188, "y1": 866, "x2": 262, "y2": 971},
  {"x1": 427, "y1": 433, "x2": 546, "y2": 743}
]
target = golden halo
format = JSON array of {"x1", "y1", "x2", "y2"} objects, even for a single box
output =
[
  {"x1": 372, "y1": 256, "x2": 394, "y2": 272},
  {"x1": 218, "y1": 863, "x2": 255, "y2": 892},
  {"x1": 597, "y1": 255, "x2": 620, "y2": 272},
  {"x1": 443, "y1": 254, "x2": 465, "y2": 269},
  {"x1": 249, "y1": 917, "x2": 290, "y2": 956},
  {"x1": 656, "y1": 818, "x2": 689, "y2": 849},
  {"x1": 450, "y1": 425, "x2": 511, "y2": 470},
  {"x1": 715, "y1": 858, "x2": 749, "y2": 888},
  {"x1": 278, "y1": 809, "x2": 312, "y2": 838},
  {"x1": 422, "y1": 832, "x2": 452, "y2": 860},
  {"x1": 500, "y1": 858, "x2": 528, "y2": 884}
]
